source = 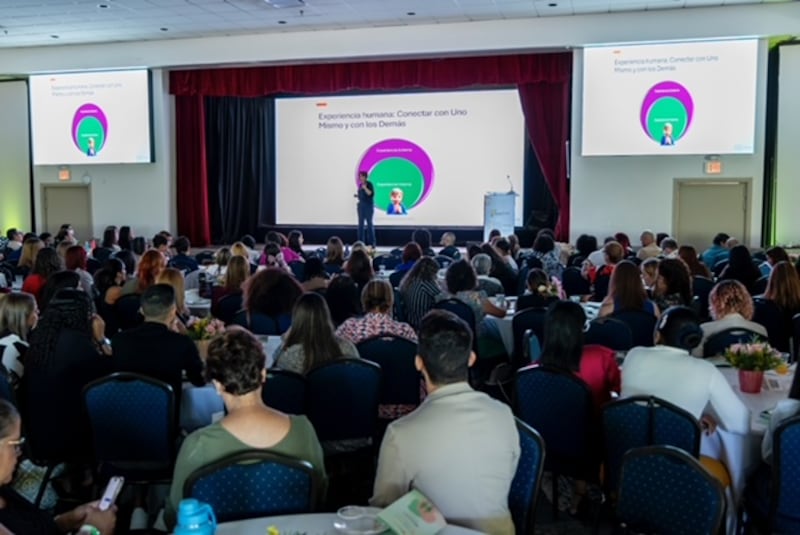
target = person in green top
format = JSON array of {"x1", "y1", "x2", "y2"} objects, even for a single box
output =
[{"x1": 165, "y1": 328, "x2": 326, "y2": 529}]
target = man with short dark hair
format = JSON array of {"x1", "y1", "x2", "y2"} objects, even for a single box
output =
[
  {"x1": 112, "y1": 284, "x2": 205, "y2": 398},
  {"x1": 168, "y1": 236, "x2": 199, "y2": 274},
  {"x1": 701, "y1": 232, "x2": 730, "y2": 268},
  {"x1": 438, "y1": 232, "x2": 461, "y2": 260},
  {"x1": 371, "y1": 310, "x2": 519, "y2": 534},
  {"x1": 152, "y1": 234, "x2": 170, "y2": 257}
]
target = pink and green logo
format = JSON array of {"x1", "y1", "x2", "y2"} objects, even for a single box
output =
[
  {"x1": 72, "y1": 103, "x2": 108, "y2": 156},
  {"x1": 357, "y1": 139, "x2": 434, "y2": 212},
  {"x1": 640, "y1": 81, "x2": 694, "y2": 146}
]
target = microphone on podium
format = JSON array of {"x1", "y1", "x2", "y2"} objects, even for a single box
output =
[{"x1": 506, "y1": 174, "x2": 514, "y2": 193}]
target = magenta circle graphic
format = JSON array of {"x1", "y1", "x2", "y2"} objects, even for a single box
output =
[
  {"x1": 357, "y1": 139, "x2": 435, "y2": 205},
  {"x1": 71, "y1": 103, "x2": 108, "y2": 152},
  {"x1": 640, "y1": 81, "x2": 694, "y2": 141}
]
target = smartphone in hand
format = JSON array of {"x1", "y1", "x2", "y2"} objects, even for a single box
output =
[{"x1": 98, "y1": 476, "x2": 124, "y2": 511}]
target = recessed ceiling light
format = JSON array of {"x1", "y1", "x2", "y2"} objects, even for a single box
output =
[
  {"x1": 160, "y1": 27, "x2": 168, "y2": 31},
  {"x1": 407, "y1": 11, "x2": 415, "y2": 16},
  {"x1": 548, "y1": 2, "x2": 557, "y2": 6},
  {"x1": 50, "y1": 34, "x2": 59, "y2": 39},
  {"x1": 277, "y1": 20, "x2": 287, "y2": 24},
  {"x1": 97, "y1": 3, "x2": 109, "y2": 8}
]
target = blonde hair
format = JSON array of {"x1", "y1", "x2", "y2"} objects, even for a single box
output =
[
  {"x1": 709, "y1": 279, "x2": 753, "y2": 320},
  {"x1": 0, "y1": 292, "x2": 36, "y2": 342},
  {"x1": 224, "y1": 255, "x2": 250, "y2": 291},
  {"x1": 156, "y1": 268, "x2": 187, "y2": 315},
  {"x1": 361, "y1": 279, "x2": 394, "y2": 313},
  {"x1": 230, "y1": 242, "x2": 250, "y2": 259},
  {"x1": 641, "y1": 257, "x2": 659, "y2": 280},
  {"x1": 18, "y1": 239, "x2": 44, "y2": 270},
  {"x1": 56, "y1": 240, "x2": 72, "y2": 259}
]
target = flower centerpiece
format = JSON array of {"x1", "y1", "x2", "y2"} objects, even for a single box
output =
[
  {"x1": 186, "y1": 316, "x2": 226, "y2": 359},
  {"x1": 724, "y1": 341, "x2": 787, "y2": 393}
]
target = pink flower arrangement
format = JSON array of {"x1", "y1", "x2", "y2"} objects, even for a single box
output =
[
  {"x1": 724, "y1": 341, "x2": 785, "y2": 372},
  {"x1": 187, "y1": 316, "x2": 226, "y2": 341}
]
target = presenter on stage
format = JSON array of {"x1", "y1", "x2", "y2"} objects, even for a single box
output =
[{"x1": 356, "y1": 170, "x2": 376, "y2": 246}]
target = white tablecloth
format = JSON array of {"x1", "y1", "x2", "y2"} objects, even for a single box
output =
[{"x1": 215, "y1": 512, "x2": 483, "y2": 535}]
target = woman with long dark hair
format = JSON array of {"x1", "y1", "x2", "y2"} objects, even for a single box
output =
[
  {"x1": 599, "y1": 260, "x2": 659, "y2": 317},
  {"x1": 719, "y1": 245, "x2": 761, "y2": 292},
  {"x1": 678, "y1": 245, "x2": 711, "y2": 279},
  {"x1": 118, "y1": 225, "x2": 133, "y2": 251},
  {"x1": 399, "y1": 256, "x2": 441, "y2": 330},
  {"x1": 21, "y1": 248, "x2": 62, "y2": 307},
  {"x1": 345, "y1": 249, "x2": 374, "y2": 293},
  {"x1": 273, "y1": 293, "x2": 358, "y2": 374},
  {"x1": 653, "y1": 258, "x2": 693, "y2": 311}
]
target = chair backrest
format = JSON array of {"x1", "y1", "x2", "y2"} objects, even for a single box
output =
[
  {"x1": 584, "y1": 317, "x2": 633, "y2": 351},
  {"x1": 168, "y1": 255, "x2": 199, "y2": 275},
  {"x1": 231, "y1": 310, "x2": 280, "y2": 335},
  {"x1": 357, "y1": 335, "x2": 420, "y2": 411},
  {"x1": 306, "y1": 358, "x2": 381, "y2": 442},
  {"x1": 601, "y1": 395, "x2": 701, "y2": 494},
  {"x1": 388, "y1": 270, "x2": 405, "y2": 288},
  {"x1": 617, "y1": 445, "x2": 725, "y2": 535},
  {"x1": 592, "y1": 273, "x2": 611, "y2": 302},
  {"x1": 372, "y1": 254, "x2": 400, "y2": 271},
  {"x1": 712, "y1": 259, "x2": 729, "y2": 278},
  {"x1": 692, "y1": 276, "x2": 714, "y2": 321},
  {"x1": 512, "y1": 307, "x2": 547, "y2": 366},
  {"x1": 83, "y1": 372, "x2": 175, "y2": 464},
  {"x1": 753, "y1": 298, "x2": 790, "y2": 353},
  {"x1": 86, "y1": 256, "x2": 103, "y2": 274},
  {"x1": 184, "y1": 450, "x2": 323, "y2": 523},
  {"x1": 752, "y1": 275, "x2": 769, "y2": 296},
  {"x1": 509, "y1": 418, "x2": 546, "y2": 535},
  {"x1": 514, "y1": 365, "x2": 596, "y2": 476},
  {"x1": 770, "y1": 414, "x2": 800, "y2": 527},
  {"x1": 432, "y1": 298, "x2": 477, "y2": 345},
  {"x1": 703, "y1": 327, "x2": 766, "y2": 357},
  {"x1": 115, "y1": 293, "x2": 144, "y2": 331},
  {"x1": 194, "y1": 251, "x2": 216, "y2": 265},
  {"x1": 562, "y1": 267, "x2": 591, "y2": 297},
  {"x1": 215, "y1": 293, "x2": 244, "y2": 325},
  {"x1": 609, "y1": 309, "x2": 657, "y2": 348},
  {"x1": 434, "y1": 255, "x2": 454, "y2": 269},
  {"x1": 262, "y1": 369, "x2": 307, "y2": 415},
  {"x1": 288, "y1": 261, "x2": 305, "y2": 281},
  {"x1": 522, "y1": 329, "x2": 542, "y2": 363}
]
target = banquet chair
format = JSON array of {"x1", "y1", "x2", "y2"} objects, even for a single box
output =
[
  {"x1": 262, "y1": 369, "x2": 307, "y2": 415},
  {"x1": 616, "y1": 446, "x2": 725, "y2": 535},
  {"x1": 793, "y1": 313, "x2": 800, "y2": 362},
  {"x1": 744, "y1": 415, "x2": 800, "y2": 533},
  {"x1": 712, "y1": 259, "x2": 729, "y2": 279},
  {"x1": 692, "y1": 276, "x2": 714, "y2": 322},
  {"x1": 434, "y1": 255, "x2": 454, "y2": 269},
  {"x1": 213, "y1": 292, "x2": 243, "y2": 325},
  {"x1": 357, "y1": 335, "x2": 421, "y2": 421},
  {"x1": 601, "y1": 395, "x2": 701, "y2": 496},
  {"x1": 184, "y1": 269, "x2": 201, "y2": 290},
  {"x1": 512, "y1": 307, "x2": 547, "y2": 367},
  {"x1": 509, "y1": 418, "x2": 546, "y2": 535},
  {"x1": 392, "y1": 287, "x2": 407, "y2": 323},
  {"x1": 194, "y1": 250, "x2": 216, "y2": 265},
  {"x1": 169, "y1": 255, "x2": 200, "y2": 275},
  {"x1": 562, "y1": 267, "x2": 591, "y2": 297},
  {"x1": 584, "y1": 317, "x2": 633, "y2": 351},
  {"x1": 592, "y1": 273, "x2": 611, "y2": 302},
  {"x1": 752, "y1": 297, "x2": 790, "y2": 353},
  {"x1": 609, "y1": 309, "x2": 657, "y2": 348},
  {"x1": 522, "y1": 329, "x2": 542, "y2": 363},
  {"x1": 115, "y1": 293, "x2": 144, "y2": 331},
  {"x1": 184, "y1": 450, "x2": 323, "y2": 523},
  {"x1": 86, "y1": 256, "x2": 103, "y2": 275},
  {"x1": 306, "y1": 359, "x2": 381, "y2": 453},
  {"x1": 83, "y1": 372, "x2": 176, "y2": 482},
  {"x1": 288, "y1": 261, "x2": 305, "y2": 281},
  {"x1": 515, "y1": 365, "x2": 597, "y2": 519},
  {"x1": 703, "y1": 327, "x2": 766, "y2": 357},
  {"x1": 231, "y1": 310, "x2": 281, "y2": 335},
  {"x1": 372, "y1": 254, "x2": 400, "y2": 271},
  {"x1": 751, "y1": 275, "x2": 769, "y2": 296},
  {"x1": 432, "y1": 298, "x2": 477, "y2": 347}
]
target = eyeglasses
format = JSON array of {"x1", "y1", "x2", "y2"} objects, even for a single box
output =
[{"x1": 4, "y1": 437, "x2": 25, "y2": 455}]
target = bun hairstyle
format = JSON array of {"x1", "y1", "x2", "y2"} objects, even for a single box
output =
[{"x1": 657, "y1": 306, "x2": 703, "y2": 351}]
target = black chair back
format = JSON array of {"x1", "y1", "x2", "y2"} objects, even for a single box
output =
[
  {"x1": 562, "y1": 267, "x2": 591, "y2": 297},
  {"x1": 357, "y1": 335, "x2": 420, "y2": 412},
  {"x1": 512, "y1": 307, "x2": 547, "y2": 366},
  {"x1": 115, "y1": 293, "x2": 144, "y2": 331},
  {"x1": 703, "y1": 327, "x2": 766, "y2": 357},
  {"x1": 306, "y1": 359, "x2": 381, "y2": 443},
  {"x1": 214, "y1": 293, "x2": 243, "y2": 325},
  {"x1": 692, "y1": 276, "x2": 714, "y2": 321},
  {"x1": 194, "y1": 251, "x2": 216, "y2": 265},
  {"x1": 263, "y1": 369, "x2": 307, "y2": 415},
  {"x1": 592, "y1": 273, "x2": 611, "y2": 302},
  {"x1": 184, "y1": 450, "x2": 323, "y2": 523},
  {"x1": 610, "y1": 309, "x2": 657, "y2": 348},
  {"x1": 432, "y1": 298, "x2": 477, "y2": 348},
  {"x1": 712, "y1": 259, "x2": 729, "y2": 278},
  {"x1": 766, "y1": 415, "x2": 800, "y2": 533},
  {"x1": 168, "y1": 255, "x2": 199, "y2": 275},
  {"x1": 372, "y1": 254, "x2": 400, "y2": 271},
  {"x1": 288, "y1": 261, "x2": 305, "y2": 281},
  {"x1": 584, "y1": 317, "x2": 633, "y2": 351},
  {"x1": 753, "y1": 298, "x2": 790, "y2": 353},
  {"x1": 86, "y1": 256, "x2": 103, "y2": 274},
  {"x1": 509, "y1": 418, "x2": 546, "y2": 535},
  {"x1": 231, "y1": 310, "x2": 280, "y2": 335},
  {"x1": 433, "y1": 256, "x2": 454, "y2": 269}
]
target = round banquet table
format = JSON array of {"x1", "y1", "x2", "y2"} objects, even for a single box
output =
[{"x1": 213, "y1": 512, "x2": 484, "y2": 535}]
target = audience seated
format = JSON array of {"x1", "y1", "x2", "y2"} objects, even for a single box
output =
[
  {"x1": 130, "y1": 236, "x2": 147, "y2": 256},
  {"x1": 2, "y1": 230, "x2": 22, "y2": 264},
  {"x1": 640, "y1": 257, "x2": 659, "y2": 295},
  {"x1": 21, "y1": 248, "x2": 62, "y2": 306},
  {"x1": 93, "y1": 258, "x2": 127, "y2": 335},
  {"x1": 471, "y1": 254, "x2": 504, "y2": 297},
  {"x1": 324, "y1": 236, "x2": 345, "y2": 274},
  {"x1": 241, "y1": 268, "x2": 303, "y2": 333},
  {"x1": 168, "y1": 236, "x2": 199, "y2": 274},
  {"x1": 479, "y1": 243, "x2": 517, "y2": 296},
  {"x1": 659, "y1": 237, "x2": 678, "y2": 259},
  {"x1": 118, "y1": 225, "x2": 133, "y2": 251},
  {"x1": 39, "y1": 271, "x2": 81, "y2": 314},
  {"x1": 411, "y1": 228, "x2": 436, "y2": 257},
  {"x1": 678, "y1": 245, "x2": 711, "y2": 279},
  {"x1": 652, "y1": 257, "x2": 693, "y2": 311},
  {"x1": 761, "y1": 371, "x2": 800, "y2": 464},
  {"x1": 516, "y1": 268, "x2": 559, "y2": 311},
  {"x1": 438, "y1": 232, "x2": 461, "y2": 260},
  {"x1": 614, "y1": 232, "x2": 634, "y2": 258},
  {"x1": 439, "y1": 259, "x2": 505, "y2": 334},
  {"x1": 337, "y1": 280, "x2": 417, "y2": 345},
  {"x1": 398, "y1": 257, "x2": 443, "y2": 330},
  {"x1": 205, "y1": 247, "x2": 230, "y2": 278},
  {"x1": 240, "y1": 234, "x2": 261, "y2": 264},
  {"x1": 569, "y1": 234, "x2": 598, "y2": 267},
  {"x1": 636, "y1": 230, "x2": 661, "y2": 260},
  {"x1": 370, "y1": 311, "x2": 519, "y2": 534},
  {"x1": 152, "y1": 234, "x2": 170, "y2": 258},
  {"x1": 701, "y1": 232, "x2": 730, "y2": 268},
  {"x1": 599, "y1": 260, "x2": 659, "y2": 318},
  {"x1": 53, "y1": 224, "x2": 76, "y2": 247},
  {"x1": 22, "y1": 289, "x2": 112, "y2": 463},
  {"x1": 345, "y1": 249, "x2": 375, "y2": 293},
  {"x1": 719, "y1": 245, "x2": 761, "y2": 293},
  {"x1": 0, "y1": 292, "x2": 37, "y2": 389},
  {"x1": 156, "y1": 268, "x2": 191, "y2": 328},
  {"x1": 211, "y1": 255, "x2": 249, "y2": 313},
  {"x1": 692, "y1": 280, "x2": 767, "y2": 357},
  {"x1": 112, "y1": 284, "x2": 204, "y2": 398},
  {"x1": 494, "y1": 239, "x2": 518, "y2": 273},
  {"x1": 165, "y1": 329, "x2": 326, "y2": 530},
  {"x1": 325, "y1": 274, "x2": 362, "y2": 327},
  {"x1": 16, "y1": 238, "x2": 43, "y2": 279},
  {"x1": 287, "y1": 230, "x2": 307, "y2": 262},
  {"x1": 65, "y1": 245, "x2": 94, "y2": 295},
  {"x1": 759, "y1": 246, "x2": 789, "y2": 278},
  {"x1": 0, "y1": 399, "x2": 117, "y2": 534},
  {"x1": 273, "y1": 293, "x2": 358, "y2": 374},
  {"x1": 528, "y1": 233, "x2": 563, "y2": 280},
  {"x1": 121, "y1": 249, "x2": 166, "y2": 296},
  {"x1": 111, "y1": 250, "x2": 136, "y2": 281},
  {"x1": 763, "y1": 260, "x2": 800, "y2": 333},
  {"x1": 583, "y1": 240, "x2": 623, "y2": 284},
  {"x1": 300, "y1": 257, "x2": 329, "y2": 293}
]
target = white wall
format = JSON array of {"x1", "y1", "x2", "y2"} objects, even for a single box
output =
[
  {"x1": 0, "y1": 81, "x2": 31, "y2": 233},
  {"x1": 569, "y1": 41, "x2": 769, "y2": 247},
  {"x1": 773, "y1": 44, "x2": 800, "y2": 247},
  {"x1": 32, "y1": 69, "x2": 175, "y2": 239}
]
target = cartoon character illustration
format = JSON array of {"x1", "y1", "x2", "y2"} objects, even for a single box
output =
[{"x1": 386, "y1": 188, "x2": 408, "y2": 215}]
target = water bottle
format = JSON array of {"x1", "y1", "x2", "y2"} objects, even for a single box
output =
[
  {"x1": 379, "y1": 264, "x2": 386, "y2": 278},
  {"x1": 174, "y1": 498, "x2": 216, "y2": 535},
  {"x1": 198, "y1": 271, "x2": 209, "y2": 299}
]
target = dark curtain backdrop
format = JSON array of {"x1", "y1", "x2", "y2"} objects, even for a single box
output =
[
  {"x1": 171, "y1": 53, "x2": 572, "y2": 244},
  {"x1": 204, "y1": 97, "x2": 274, "y2": 244}
]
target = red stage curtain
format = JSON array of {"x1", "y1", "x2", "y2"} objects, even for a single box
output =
[
  {"x1": 172, "y1": 52, "x2": 572, "y2": 243},
  {"x1": 175, "y1": 94, "x2": 212, "y2": 246}
]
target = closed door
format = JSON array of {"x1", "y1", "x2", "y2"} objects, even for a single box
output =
[
  {"x1": 42, "y1": 185, "x2": 92, "y2": 241},
  {"x1": 673, "y1": 180, "x2": 748, "y2": 249}
]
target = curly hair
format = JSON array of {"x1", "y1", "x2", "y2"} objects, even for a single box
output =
[
  {"x1": 709, "y1": 279, "x2": 753, "y2": 320},
  {"x1": 242, "y1": 267, "x2": 303, "y2": 317},
  {"x1": 206, "y1": 329, "x2": 265, "y2": 395},
  {"x1": 27, "y1": 289, "x2": 94, "y2": 369}
]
